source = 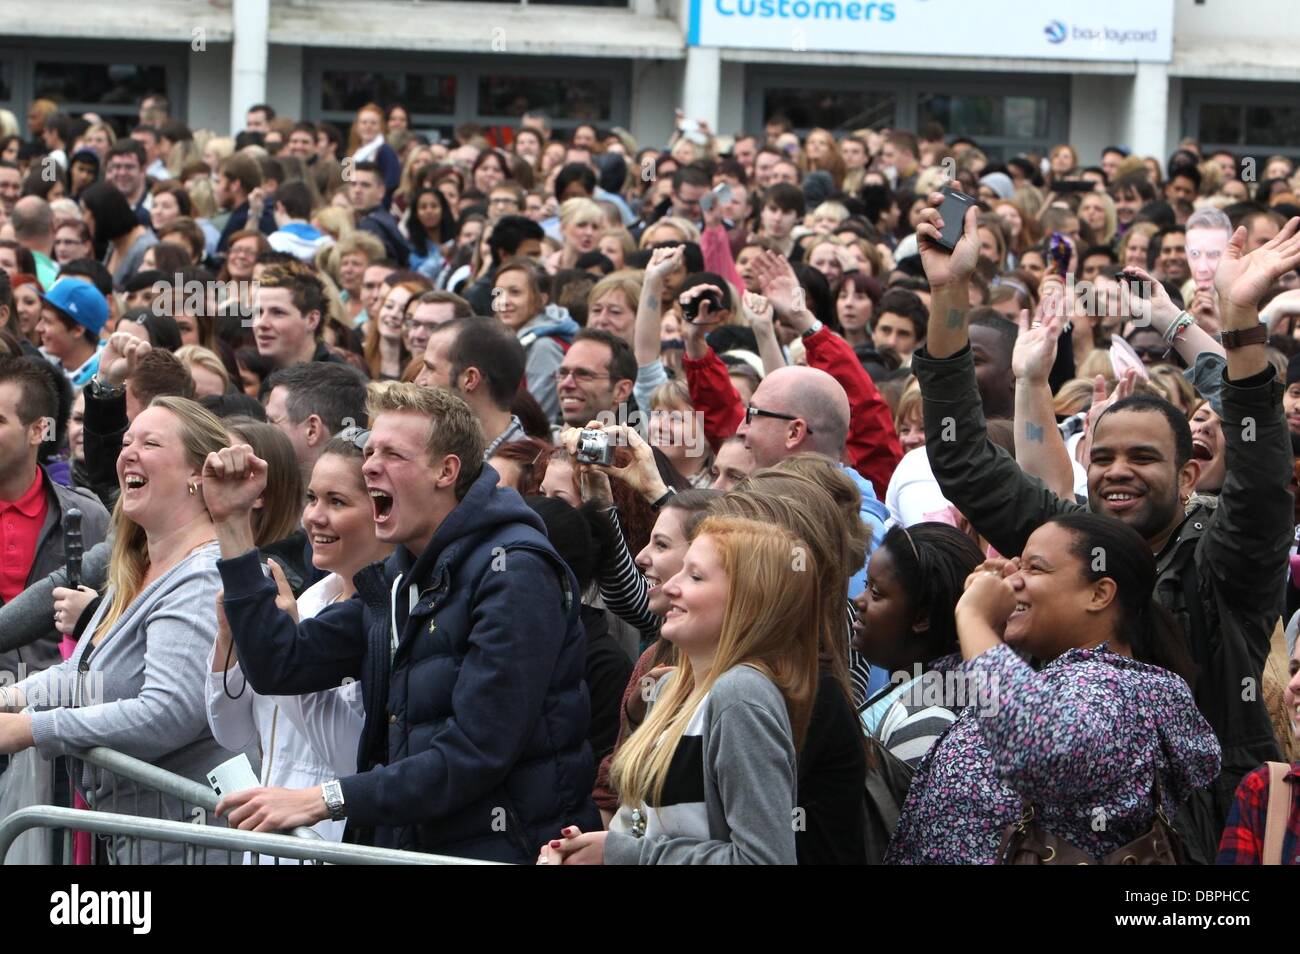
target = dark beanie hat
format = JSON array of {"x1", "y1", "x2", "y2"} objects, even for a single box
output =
[{"x1": 1288, "y1": 352, "x2": 1300, "y2": 386}]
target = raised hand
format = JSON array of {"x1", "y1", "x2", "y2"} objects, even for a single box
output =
[
  {"x1": 955, "y1": 566, "x2": 1018, "y2": 631},
  {"x1": 742, "y1": 291, "x2": 775, "y2": 338},
  {"x1": 750, "y1": 251, "x2": 805, "y2": 317},
  {"x1": 97, "y1": 331, "x2": 152, "y2": 387},
  {"x1": 201, "y1": 443, "x2": 268, "y2": 524},
  {"x1": 1011, "y1": 307, "x2": 1062, "y2": 385},
  {"x1": 679, "y1": 283, "x2": 726, "y2": 327},
  {"x1": 915, "y1": 189, "x2": 979, "y2": 288},
  {"x1": 1120, "y1": 266, "x2": 1180, "y2": 331},
  {"x1": 1215, "y1": 216, "x2": 1300, "y2": 316},
  {"x1": 644, "y1": 244, "x2": 685, "y2": 285}
]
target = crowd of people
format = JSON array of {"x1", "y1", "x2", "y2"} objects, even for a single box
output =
[{"x1": 1, "y1": 92, "x2": 1300, "y2": 864}]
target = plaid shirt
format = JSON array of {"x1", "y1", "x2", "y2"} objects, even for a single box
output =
[{"x1": 1216, "y1": 763, "x2": 1300, "y2": 864}]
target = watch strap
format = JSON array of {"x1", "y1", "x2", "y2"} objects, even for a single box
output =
[
  {"x1": 1220, "y1": 324, "x2": 1268, "y2": 349},
  {"x1": 801, "y1": 318, "x2": 824, "y2": 340}
]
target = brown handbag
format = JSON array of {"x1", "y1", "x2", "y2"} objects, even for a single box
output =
[{"x1": 997, "y1": 777, "x2": 1184, "y2": 866}]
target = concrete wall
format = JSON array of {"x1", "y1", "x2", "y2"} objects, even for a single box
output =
[
  {"x1": 266, "y1": 44, "x2": 304, "y2": 122},
  {"x1": 186, "y1": 44, "x2": 232, "y2": 132}
]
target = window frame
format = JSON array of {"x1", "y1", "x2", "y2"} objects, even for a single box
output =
[
  {"x1": 1184, "y1": 81, "x2": 1300, "y2": 162},
  {"x1": 304, "y1": 50, "x2": 630, "y2": 142},
  {"x1": 746, "y1": 68, "x2": 1071, "y2": 161},
  {"x1": 0, "y1": 41, "x2": 187, "y2": 136}
]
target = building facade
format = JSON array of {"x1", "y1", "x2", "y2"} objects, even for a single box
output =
[{"x1": 3, "y1": 0, "x2": 1298, "y2": 165}]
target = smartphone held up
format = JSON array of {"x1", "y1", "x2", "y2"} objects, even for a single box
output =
[{"x1": 935, "y1": 186, "x2": 977, "y2": 253}]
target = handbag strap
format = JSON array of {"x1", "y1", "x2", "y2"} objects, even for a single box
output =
[{"x1": 1263, "y1": 761, "x2": 1293, "y2": 866}]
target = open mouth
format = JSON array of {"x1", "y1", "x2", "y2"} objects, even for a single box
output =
[
  {"x1": 1101, "y1": 488, "x2": 1143, "y2": 513},
  {"x1": 311, "y1": 533, "x2": 339, "y2": 546},
  {"x1": 123, "y1": 473, "x2": 148, "y2": 491},
  {"x1": 369, "y1": 489, "x2": 393, "y2": 522},
  {"x1": 1191, "y1": 439, "x2": 1213, "y2": 462}
]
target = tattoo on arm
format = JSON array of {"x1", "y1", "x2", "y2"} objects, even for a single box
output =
[
  {"x1": 946, "y1": 307, "x2": 965, "y2": 329},
  {"x1": 1025, "y1": 422, "x2": 1045, "y2": 443}
]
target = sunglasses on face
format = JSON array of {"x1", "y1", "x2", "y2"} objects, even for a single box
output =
[{"x1": 745, "y1": 404, "x2": 813, "y2": 434}]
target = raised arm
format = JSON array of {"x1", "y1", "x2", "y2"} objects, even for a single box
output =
[
  {"x1": 634, "y1": 245, "x2": 684, "y2": 368},
  {"x1": 1011, "y1": 295, "x2": 1075, "y2": 500},
  {"x1": 203, "y1": 445, "x2": 367, "y2": 694},
  {"x1": 1120, "y1": 265, "x2": 1225, "y2": 366},
  {"x1": 742, "y1": 291, "x2": 786, "y2": 377},
  {"x1": 678, "y1": 287, "x2": 745, "y2": 451},
  {"x1": 911, "y1": 191, "x2": 1081, "y2": 555},
  {"x1": 915, "y1": 190, "x2": 981, "y2": 359},
  {"x1": 1199, "y1": 217, "x2": 1300, "y2": 626}
]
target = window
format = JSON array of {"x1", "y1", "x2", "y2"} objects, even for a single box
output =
[
  {"x1": 917, "y1": 93, "x2": 1049, "y2": 142},
  {"x1": 761, "y1": 88, "x2": 897, "y2": 132},
  {"x1": 307, "y1": 52, "x2": 629, "y2": 140},
  {"x1": 321, "y1": 70, "x2": 457, "y2": 116},
  {"x1": 477, "y1": 76, "x2": 613, "y2": 121},
  {"x1": 1186, "y1": 84, "x2": 1300, "y2": 162},
  {"x1": 34, "y1": 62, "x2": 167, "y2": 108},
  {"x1": 748, "y1": 71, "x2": 1068, "y2": 161}
]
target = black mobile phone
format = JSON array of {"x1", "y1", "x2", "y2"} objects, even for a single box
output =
[{"x1": 936, "y1": 186, "x2": 978, "y2": 252}]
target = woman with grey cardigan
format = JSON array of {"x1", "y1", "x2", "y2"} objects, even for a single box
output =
[
  {"x1": 0, "y1": 396, "x2": 247, "y2": 863},
  {"x1": 538, "y1": 516, "x2": 823, "y2": 865}
]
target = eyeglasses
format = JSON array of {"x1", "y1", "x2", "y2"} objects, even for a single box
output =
[
  {"x1": 745, "y1": 404, "x2": 813, "y2": 434},
  {"x1": 401, "y1": 318, "x2": 442, "y2": 334},
  {"x1": 554, "y1": 368, "x2": 610, "y2": 385},
  {"x1": 1133, "y1": 346, "x2": 1167, "y2": 360}
]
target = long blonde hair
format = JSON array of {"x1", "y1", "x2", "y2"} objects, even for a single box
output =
[
  {"x1": 610, "y1": 516, "x2": 822, "y2": 808},
  {"x1": 95, "y1": 398, "x2": 230, "y2": 641}
]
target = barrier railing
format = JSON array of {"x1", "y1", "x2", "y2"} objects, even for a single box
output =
[{"x1": 0, "y1": 807, "x2": 491, "y2": 865}]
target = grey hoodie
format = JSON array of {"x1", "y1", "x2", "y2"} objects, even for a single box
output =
[
  {"x1": 18, "y1": 542, "x2": 250, "y2": 862},
  {"x1": 604, "y1": 664, "x2": 797, "y2": 865}
]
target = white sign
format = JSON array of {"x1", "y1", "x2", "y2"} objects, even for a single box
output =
[{"x1": 689, "y1": 0, "x2": 1174, "y2": 63}]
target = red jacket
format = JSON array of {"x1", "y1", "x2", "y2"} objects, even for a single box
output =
[
  {"x1": 803, "y1": 326, "x2": 902, "y2": 497},
  {"x1": 683, "y1": 327, "x2": 902, "y2": 496}
]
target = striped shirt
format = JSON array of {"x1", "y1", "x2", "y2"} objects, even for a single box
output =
[{"x1": 858, "y1": 655, "x2": 964, "y2": 769}]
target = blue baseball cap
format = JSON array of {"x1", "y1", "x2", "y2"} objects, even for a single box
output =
[{"x1": 42, "y1": 279, "x2": 109, "y2": 336}]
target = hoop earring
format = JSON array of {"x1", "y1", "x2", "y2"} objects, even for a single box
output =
[{"x1": 188, "y1": 481, "x2": 197, "y2": 496}]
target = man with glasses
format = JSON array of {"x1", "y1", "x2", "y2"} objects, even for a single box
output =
[
  {"x1": 403, "y1": 290, "x2": 472, "y2": 361},
  {"x1": 667, "y1": 164, "x2": 711, "y2": 229},
  {"x1": 105, "y1": 141, "x2": 153, "y2": 228},
  {"x1": 555, "y1": 328, "x2": 639, "y2": 432},
  {"x1": 487, "y1": 182, "x2": 525, "y2": 224}
]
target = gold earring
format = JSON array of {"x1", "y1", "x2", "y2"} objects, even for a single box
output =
[{"x1": 188, "y1": 481, "x2": 197, "y2": 496}]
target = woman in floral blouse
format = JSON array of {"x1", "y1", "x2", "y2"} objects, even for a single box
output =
[{"x1": 887, "y1": 513, "x2": 1221, "y2": 864}]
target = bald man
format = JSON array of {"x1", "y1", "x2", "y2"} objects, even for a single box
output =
[
  {"x1": 11, "y1": 196, "x2": 57, "y2": 289},
  {"x1": 737, "y1": 363, "x2": 891, "y2": 701},
  {"x1": 738, "y1": 365, "x2": 886, "y2": 551}
]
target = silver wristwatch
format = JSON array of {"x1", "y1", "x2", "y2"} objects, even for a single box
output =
[
  {"x1": 321, "y1": 779, "x2": 346, "y2": 820},
  {"x1": 90, "y1": 375, "x2": 126, "y2": 399},
  {"x1": 800, "y1": 318, "x2": 824, "y2": 339}
]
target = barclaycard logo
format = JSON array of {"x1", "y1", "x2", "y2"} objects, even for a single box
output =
[{"x1": 1045, "y1": 20, "x2": 1067, "y2": 44}]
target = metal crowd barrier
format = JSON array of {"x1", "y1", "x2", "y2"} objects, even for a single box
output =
[
  {"x1": 0, "y1": 807, "x2": 490, "y2": 865},
  {"x1": 0, "y1": 746, "x2": 500, "y2": 865},
  {"x1": 58, "y1": 746, "x2": 327, "y2": 864}
]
